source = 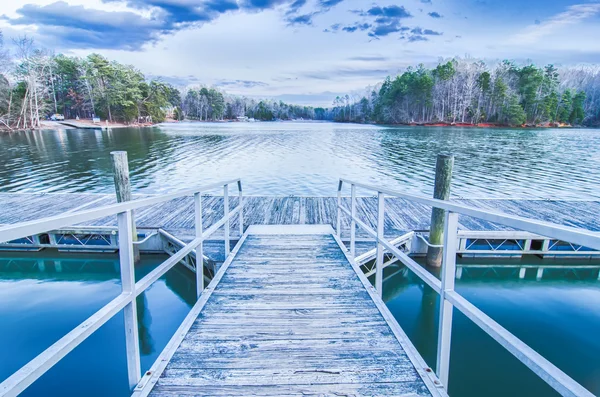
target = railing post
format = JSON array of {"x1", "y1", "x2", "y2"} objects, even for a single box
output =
[
  {"x1": 194, "y1": 192, "x2": 204, "y2": 297},
  {"x1": 427, "y1": 153, "x2": 454, "y2": 267},
  {"x1": 111, "y1": 151, "x2": 140, "y2": 263},
  {"x1": 224, "y1": 184, "x2": 230, "y2": 257},
  {"x1": 117, "y1": 210, "x2": 141, "y2": 389},
  {"x1": 336, "y1": 180, "x2": 342, "y2": 237},
  {"x1": 350, "y1": 184, "x2": 356, "y2": 258},
  {"x1": 375, "y1": 192, "x2": 385, "y2": 296},
  {"x1": 436, "y1": 211, "x2": 459, "y2": 388},
  {"x1": 238, "y1": 180, "x2": 244, "y2": 237}
]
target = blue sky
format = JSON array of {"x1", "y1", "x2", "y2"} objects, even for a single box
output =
[{"x1": 1, "y1": 0, "x2": 600, "y2": 106}]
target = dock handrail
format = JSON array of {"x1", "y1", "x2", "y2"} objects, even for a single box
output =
[
  {"x1": 336, "y1": 178, "x2": 595, "y2": 397},
  {"x1": 0, "y1": 178, "x2": 243, "y2": 397}
]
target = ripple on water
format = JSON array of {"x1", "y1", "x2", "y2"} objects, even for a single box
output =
[{"x1": 0, "y1": 122, "x2": 598, "y2": 199}]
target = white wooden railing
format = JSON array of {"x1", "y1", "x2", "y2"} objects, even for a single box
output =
[
  {"x1": 0, "y1": 179, "x2": 243, "y2": 397},
  {"x1": 336, "y1": 178, "x2": 597, "y2": 397}
]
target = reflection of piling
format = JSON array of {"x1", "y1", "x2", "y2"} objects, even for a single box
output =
[
  {"x1": 426, "y1": 154, "x2": 454, "y2": 267},
  {"x1": 111, "y1": 151, "x2": 140, "y2": 263},
  {"x1": 136, "y1": 292, "x2": 154, "y2": 355},
  {"x1": 414, "y1": 285, "x2": 438, "y2": 364}
]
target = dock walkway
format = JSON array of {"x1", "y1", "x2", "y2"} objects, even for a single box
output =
[
  {"x1": 1, "y1": 193, "x2": 599, "y2": 238},
  {"x1": 140, "y1": 225, "x2": 441, "y2": 396},
  {"x1": 1, "y1": 178, "x2": 596, "y2": 397}
]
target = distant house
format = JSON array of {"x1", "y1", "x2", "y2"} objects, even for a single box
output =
[{"x1": 236, "y1": 116, "x2": 248, "y2": 122}]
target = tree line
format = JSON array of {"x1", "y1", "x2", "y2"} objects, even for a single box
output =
[
  {"x1": 0, "y1": 32, "x2": 317, "y2": 130},
  {"x1": 181, "y1": 87, "x2": 315, "y2": 121},
  {"x1": 2, "y1": 32, "x2": 598, "y2": 130},
  {"x1": 0, "y1": 34, "x2": 182, "y2": 129},
  {"x1": 325, "y1": 58, "x2": 599, "y2": 127}
]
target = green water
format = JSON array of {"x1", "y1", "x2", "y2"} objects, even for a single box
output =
[
  {"x1": 1, "y1": 123, "x2": 600, "y2": 395},
  {"x1": 0, "y1": 251, "x2": 195, "y2": 396},
  {"x1": 1, "y1": 251, "x2": 599, "y2": 396},
  {"x1": 382, "y1": 259, "x2": 600, "y2": 396}
]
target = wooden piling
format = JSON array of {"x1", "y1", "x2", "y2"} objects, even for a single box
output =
[
  {"x1": 426, "y1": 154, "x2": 454, "y2": 267},
  {"x1": 111, "y1": 151, "x2": 140, "y2": 263}
]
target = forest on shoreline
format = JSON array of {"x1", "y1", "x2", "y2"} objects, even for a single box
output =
[
  {"x1": 325, "y1": 59, "x2": 600, "y2": 127},
  {"x1": 0, "y1": 32, "x2": 314, "y2": 130},
  {"x1": 1, "y1": 29, "x2": 599, "y2": 130}
]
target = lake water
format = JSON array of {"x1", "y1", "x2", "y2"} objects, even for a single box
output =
[
  {"x1": 0, "y1": 252, "x2": 195, "y2": 397},
  {"x1": 1, "y1": 122, "x2": 599, "y2": 198},
  {"x1": 384, "y1": 259, "x2": 600, "y2": 397},
  {"x1": 1, "y1": 252, "x2": 599, "y2": 396},
  {"x1": 2, "y1": 122, "x2": 600, "y2": 396}
]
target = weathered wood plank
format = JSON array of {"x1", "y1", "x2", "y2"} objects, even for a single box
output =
[
  {"x1": 1, "y1": 194, "x2": 597, "y2": 242},
  {"x1": 156, "y1": 366, "x2": 422, "y2": 387},
  {"x1": 148, "y1": 232, "x2": 435, "y2": 396},
  {"x1": 150, "y1": 381, "x2": 431, "y2": 396}
]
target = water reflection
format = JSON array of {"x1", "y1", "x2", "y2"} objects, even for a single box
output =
[
  {"x1": 382, "y1": 260, "x2": 600, "y2": 397},
  {"x1": 0, "y1": 251, "x2": 195, "y2": 397},
  {"x1": 1, "y1": 122, "x2": 599, "y2": 198}
]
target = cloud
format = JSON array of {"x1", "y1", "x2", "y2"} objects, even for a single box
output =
[
  {"x1": 285, "y1": 0, "x2": 343, "y2": 27},
  {"x1": 346, "y1": 5, "x2": 413, "y2": 38},
  {"x1": 103, "y1": 0, "x2": 240, "y2": 24},
  {"x1": 301, "y1": 67, "x2": 391, "y2": 80},
  {"x1": 319, "y1": 0, "x2": 344, "y2": 8},
  {"x1": 404, "y1": 26, "x2": 441, "y2": 42},
  {"x1": 408, "y1": 35, "x2": 428, "y2": 42},
  {"x1": 410, "y1": 27, "x2": 442, "y2": 35},
  {"x1": 286, "y1": 0, "x2": 307, "y2": 14},
  {"x1": 287, "y1": 12, "x2": 315, "y2": 25},
  {"x1": 216, "y1": 79, "x2": 269, "y2": 88},
  {"x1": 347, "y1": 55, "x2": 388, "y2": 61},
  {"x1": 423, "y1": 29, "x2": 442, "y2": 35},
  {"x1": 3, "y1": 1, "x2": 167, "y2": 50},
  {"x1": 428, "y1": 11, "x2": 442, "y2": 18},
  {"x1": 339, "y1": 22, "x2": 371, "y2": 32},
  {"x1": 365, "y1": 5, "x2": 412, "y2": 18},
  {"x1": 4, "y1": 0, "x2": 321, "y2": 50},
  {"x1": 510, "y1": 3, "x2": 600, "y2": 45},
  {"x1": 420, "y1": 0, "x2": 432, "y2": 3}
]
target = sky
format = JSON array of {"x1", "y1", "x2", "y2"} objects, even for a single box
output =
[{"x1": 1, "y1": 0, "x2": 600, "y2": 106}]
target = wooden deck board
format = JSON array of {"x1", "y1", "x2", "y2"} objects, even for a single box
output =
[
  {"x1": 1, "y1": 194, "x2": 598, "y2": 235},
  {"x1": 149, "y1": 382, "x2": 432, "y2": 396},
  {"x1": 147, "y1": 231, "x2": 435, "y2": 396}
]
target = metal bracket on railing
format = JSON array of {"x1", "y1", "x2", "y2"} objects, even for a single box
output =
[
  {"x1": 132, "y1": 231, "x2": 158, "y2": 245},
  {"x1": 416, "y1": 233, "x2": 444, "y2": 248}
]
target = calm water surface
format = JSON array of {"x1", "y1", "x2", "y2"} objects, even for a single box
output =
[
  {"x1": 2, "y1": 122, "x2": 600, "y2": 396},
  {"x1": 1, "y1": 122, "x2": 599, "y2": 198},
  {"x1": 0, "y1": 252, "x2": 195, "y2": 397},
  {"x1": 1, "y1": 252, "x2": 599, "y2": 396},
  {"x1": 382, "y1": 258, "x2": 600, "y2": 397}
]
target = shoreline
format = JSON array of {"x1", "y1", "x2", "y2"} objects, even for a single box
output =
[
  {"x1": 0, "y1": 119, "x2": 160, "y2": 133},
  {"x1": 403, "y1": 121, "x2": 574, "y2": 128},
  {"x1": 1, "y1": 119, "x2": 593, "y2": 133},
  {"x1": 368, "y1": 121, "x2": 579, "y2": 128}
]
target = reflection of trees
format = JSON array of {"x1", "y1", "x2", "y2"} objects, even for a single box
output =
[
  {"x1": 136, "y1": 293, "x2": 154, "y2": 355},
  {"x1": 0, "y1": 127, "x2": 172, "y2": 192},
  {"x1": 164, "y1": 264, "x2": 196, "y2": 306},
  {"x1": 0, "y1": 254, "x2": 118, "y2": 281},
  {"x1": 382, "y1": 265, "x2": 410, "y2": 302},
  {"x1": 383, "y1": 264, "x2": 438, "y2": 366},
  {"x1": 1, "y1": 252, "x2": 199, "y2": 361},
  {"x1": 413, "y1": 285, "x2": 438, "y2": 366}
]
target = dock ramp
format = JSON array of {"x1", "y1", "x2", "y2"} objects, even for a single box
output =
[{"x1": 136, "y1": 225, "x2": 442, "y2": 396}]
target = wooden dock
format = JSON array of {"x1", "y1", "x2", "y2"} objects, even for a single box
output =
[
  {"x1": 1, "y1": 193, "x2": 598, "y2": 239},
  {"x1": 137, "y1": 225, "x2": 442, "y2": 396},
  {"x1": 1, "y1": 178, "x2": 597, "y2": 397}
]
